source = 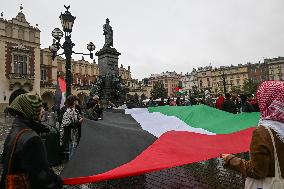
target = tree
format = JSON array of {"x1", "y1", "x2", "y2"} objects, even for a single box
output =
[
  {"x1": 134, "y1": 93, "x2": 139, "y2": 104},
  {"x1": 140, "y1": 93, "x2": 147, "y2": 105},
  {"x1": 150, "y1": 82, "x2": 167, "y2": 99},
  {"x1": 90, "y1": 75, "x2": 127, "y2": 105},
  {"x1": 192, "y1": 86, "x2": 198, "y2": 98},
  {"x1": 126, "y1": 94, "x2": 134, "y2": 102},
  {"x1": 230, "y1": 86, "x2": 241, "y2": 94},
  {"x1": 140, "y1": 93, "x2": 147, "y2": 101},
  {"x1": 242, "y1": 79, "x2": 260, "y2": 95}
]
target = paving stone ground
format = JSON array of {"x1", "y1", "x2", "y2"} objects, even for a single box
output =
[{"x1": 0, "y1": 113, "x2": 245, "y2": 189}]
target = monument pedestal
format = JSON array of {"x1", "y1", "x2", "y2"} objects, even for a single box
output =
[
  {"x1": 94, "y1": 47, "x2": 123, "y2": 106},
  {"x1": 95, "y1": 47, "x2": 121, "y2": 76}
]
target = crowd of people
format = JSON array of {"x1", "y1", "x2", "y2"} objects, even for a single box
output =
[
  {"x1": 0, "y1": 81, "x2": 283, "y2": 188},
  {"x1": 0, "y1": 94, "x2": 108, "y2": 188},
  {"x1": 215, "y1": 93, "x2": 259, "y2": 114},
  {"x1": 148, "y1": 91, "x2": 260, "y2": 114},
  {"x1": 55, "y1": 95, "x2": 105, "y2": 160}
]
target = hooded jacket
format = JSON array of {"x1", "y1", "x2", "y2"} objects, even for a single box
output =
[
  {"x1": 0, "y1": 117, "x2": 63, "y2": 189},
  {"x1": 0, "y1": 94, "x2": 62, "y2": 189}
]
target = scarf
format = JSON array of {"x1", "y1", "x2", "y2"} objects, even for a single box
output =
[{"x1": 257, "y1": 81, "x2": 284, "y2": 142}]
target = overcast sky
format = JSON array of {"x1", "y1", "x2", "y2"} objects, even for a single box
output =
[{"x1": 2, "y1": 0, "x2": 284, "y2": 79}]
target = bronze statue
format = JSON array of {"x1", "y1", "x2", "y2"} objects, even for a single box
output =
[{"x1": 103, "y1": 18, "x2": 113, "y2": 47}]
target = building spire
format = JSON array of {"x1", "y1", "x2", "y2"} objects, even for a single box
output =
[{"x1": 20, "y1": 4, "x2": 23, "y2": 12}]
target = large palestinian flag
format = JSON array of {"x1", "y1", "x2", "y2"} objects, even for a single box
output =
[{"x1": 61, "y1": 105, "x2": 260, "y2": 185}]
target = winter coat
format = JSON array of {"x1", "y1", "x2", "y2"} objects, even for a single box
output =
[
  {"x1": 86, "y1": 107, "x2": 98, "y2": 121},
  {"x1": 0, "y1": 117, "x2": 63, "y2": 189},
  {"x1": 221, "y1": 99, "x2": 237, "y2": 114},
  {"x1": 216, "y1": 96, "x2": 225, "y2": 109},
  {"x1": 241, "y1": 101, "x2": 255, "y2": 112},
  {"x1": 61, "y1": 108, "x2": 81, "y2": 128},
  {"x1": 224, "y1": 125, "x2": 284, "y2": 178}
]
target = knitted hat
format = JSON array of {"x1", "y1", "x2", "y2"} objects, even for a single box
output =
[{"x1": 8, "y1": 93, "x2": 42, "y2": 121}]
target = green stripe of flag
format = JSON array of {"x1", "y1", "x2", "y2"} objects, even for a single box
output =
[{"x1": 148, "y1": 105, "x2": 260, "y2": 134}]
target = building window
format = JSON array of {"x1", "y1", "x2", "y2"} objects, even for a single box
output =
[
  {"x1": 77, "y1": 78, "x2": 81, "y2": 85},
  {"x1": 18, "y1": 29, "x2": 24, "y2": 40},
  {"x1": 41, "y1": 69, "x2": 47, "y2": 81},
  {"x1": 270, "y1": 76, "x2": 274, "y2": 80},
  {"x1": 13, "y1": 54, "x2": 28, "y2": 75},
  {"x1": 29, "y1": 32, "x2": 35, "y2": 42}
]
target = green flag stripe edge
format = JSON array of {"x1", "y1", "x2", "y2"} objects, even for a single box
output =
[{"x1": 148, "y1": 105, "x2": 260, "y2": 134}]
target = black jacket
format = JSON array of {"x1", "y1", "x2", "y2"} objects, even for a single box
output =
[
  {"x1": 221, "y1": 99, "x2": 237, "y2": 114},
  {"x1": 0, "y1": 117, "x2": 63, "y2": 189}
]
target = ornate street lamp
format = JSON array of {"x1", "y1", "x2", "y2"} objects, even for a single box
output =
[
  {"x1": 49, "y1": 5, "x2": 96, "y2": 97},
  {"x1": 219, "y1": 69, "x2": 232, "y2": 94}
]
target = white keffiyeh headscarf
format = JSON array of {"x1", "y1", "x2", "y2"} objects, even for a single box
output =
[{"x1": 257, "y1": 81, "x2": 284, "y2": 143}]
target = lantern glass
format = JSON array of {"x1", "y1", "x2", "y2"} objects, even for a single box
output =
[
  {"x1": 60, "y1": 10, "x2": 76, "y2": 33},
  {"x1": 52, "y1": 28, "x2": 63, "y2": 40},
  {"x1": 87, "y1": 42, "x2": 95, "y2": 51},
  {"x1": 49, "y1": 44, "x2": 58, "y2": 53}
]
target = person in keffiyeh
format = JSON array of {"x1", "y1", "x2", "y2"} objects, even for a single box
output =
[{"x1": 221, "y1": 81, "x2": 284, "y2": 180}]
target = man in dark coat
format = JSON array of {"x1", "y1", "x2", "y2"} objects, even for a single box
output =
[
  {"x1": 221, "y1": 93, "x2": 237, "y2": 114},
  {"x1": 240, "y1": 94, "x2": 255, "y2": 112},
  {"x1": 0, "y1": 94, "x2": 63, "y2": 189}
]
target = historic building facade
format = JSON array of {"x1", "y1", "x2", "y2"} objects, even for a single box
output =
[
  {"x1": 196, "y1": 66, "x2": 213, "y2": 93},
  {"x1": 144, "y1": 71, "x2": 181, "y2": 98},
  {"x1": 265, "y1": 57, "x2": 284, "y2": 81},
  {"x1": 0, "y1": 9, "x2": 41, "y2": 111},
  {"x1": 247, "y1": 61, "x2": 269, "y2": 83},
  {"x1": 180, "y1": 73, "x2": 191, "y2": 95},
  {"x1": 0, "y1": 8, "x2": 134, "y2": 110},
  {"x1": 211, "y1": 64, "x2": 248, "y2": 95},
  {"x1": 40, "y1": 49, "x2": 100, "y2": 108}
]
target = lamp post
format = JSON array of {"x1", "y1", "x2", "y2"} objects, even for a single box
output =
[
  {"x1": 49, "y1": 5, "x2": 96, "y2": 97},
  {"x1": 220, "y1": 70, "x2": 232, "y2": 94}
]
